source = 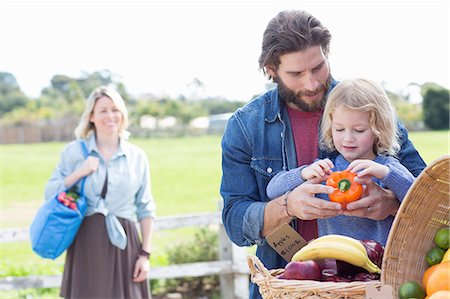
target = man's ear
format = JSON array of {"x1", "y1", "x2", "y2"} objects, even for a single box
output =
[{"x1": 265, "y1": 65, "x2": 276, "y2": 78}]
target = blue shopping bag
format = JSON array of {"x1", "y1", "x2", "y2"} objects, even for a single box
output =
[{"x1": 30, "y1": 140, "x2": 89, "y2": 259}]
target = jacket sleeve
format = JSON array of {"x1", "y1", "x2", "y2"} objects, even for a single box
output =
[
  {"x1": 396, "y1": 120, "x2": 426, "y2": 177},
  {"x1": 220, "y1": 115, "x2": 267, "y2": 247}
]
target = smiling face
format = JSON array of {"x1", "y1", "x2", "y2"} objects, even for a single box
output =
[
  {"x1": 331, "y1": 105, "x2": 376, "y2": 162},
  {"x1": 89, "y1": 95, "x2": 123, "y2": 137},
  {"x1": 268, "y1": 46, "x2": 331, "y2": 112}
]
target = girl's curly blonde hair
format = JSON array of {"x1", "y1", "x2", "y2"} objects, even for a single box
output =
[{"x1": 320, "y1": 78, "x2": 400, "y2": 156}]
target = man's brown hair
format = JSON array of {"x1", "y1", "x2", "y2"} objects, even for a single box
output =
[{"x1": 258, "y1": 10, "x2": 331, "y2": 80}]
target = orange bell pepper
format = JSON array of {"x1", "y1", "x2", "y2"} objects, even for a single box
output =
[{"x1": 326, "y1": 170, "x2": 363, "y2": 208}]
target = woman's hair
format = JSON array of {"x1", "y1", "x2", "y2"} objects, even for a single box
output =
[
  {"x1": 320, "y1": 78, "x2": 400, "y2": 156},
  {"x1": 258, "y1": 10, "x2": 331, "y2": 80},
  {"x1": 74, "y1": 85, "x2": 130, "y2": 139}
]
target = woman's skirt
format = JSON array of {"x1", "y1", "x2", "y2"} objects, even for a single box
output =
[{"x1": 60, "y1": 213, "x2": 150, "y2": 299}]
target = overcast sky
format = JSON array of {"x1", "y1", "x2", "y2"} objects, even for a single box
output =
[{"x1": 0, "y1": 0, "x2": 448, "y2": 101}]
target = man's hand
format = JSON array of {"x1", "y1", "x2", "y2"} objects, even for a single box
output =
[
  {"x1": 261, "y1": 177, "x2": 341, "y2": 238},
  {"x1": 288, "y1": 177, "x2": 342, "y2": 220},
  {"x1": 344, "y1": 176, "x2": 399, "y2": 220}
]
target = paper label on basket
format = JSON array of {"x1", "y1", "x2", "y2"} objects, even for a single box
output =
[
  {"x1": 265, "y1": 223, "x2": 308, "y2": 262},
  {"x1": 365, "y1": 282, "x2": 393, "y2": 299}
]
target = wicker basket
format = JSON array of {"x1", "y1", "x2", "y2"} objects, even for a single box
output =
[
  {"x1": 248, "y1": 155, "x2": 450, "y2": 299},
  {"x1": 248, "y1": 255, "x2": 379, "y2": 298},
  {"x1": 381, "y1": 155, "x2": 450, "y2": 297}
]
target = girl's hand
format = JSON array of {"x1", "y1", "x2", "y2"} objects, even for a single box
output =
[
  {"x1": 347, "y1": 159, "x2": 389, "y2": 180},
  {"x1": 301, "y1": 158, "x2": 334, "y2": 180},
  {"x1": 132, "y1": 256, "x2": 150, "y2": 282}
]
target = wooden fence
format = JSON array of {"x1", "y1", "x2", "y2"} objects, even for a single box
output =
[
  {"x1": 0, "y1": 212, "x2": 250, "y2": 298},
  {"x1": 0, "y1": 120, "x2": 79, "y2": 144}
]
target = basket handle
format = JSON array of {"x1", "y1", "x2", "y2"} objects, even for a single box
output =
[{"x1": 247, "y1": 255, "x2": 276, "y2": 280}]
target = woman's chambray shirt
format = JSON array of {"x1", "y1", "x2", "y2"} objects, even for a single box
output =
[
  {"x1": 45, "y1": 133, "x2": 156, "y2": 250},
  {"x1": 220, "y1": 82, "x2": 426, "y2": 299}
]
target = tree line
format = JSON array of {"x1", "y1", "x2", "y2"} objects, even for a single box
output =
[{"x1": 0, "y1": 70, "x2": 448, "y2": 132}]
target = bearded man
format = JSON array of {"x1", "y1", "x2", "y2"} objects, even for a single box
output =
[{"x1": 219, "y1": 10, "x2": 426, "y2": 299}]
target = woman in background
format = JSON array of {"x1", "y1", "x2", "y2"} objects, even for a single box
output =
[{"x1": 45, "y1": 85, "x2": 155, "y2": 298}]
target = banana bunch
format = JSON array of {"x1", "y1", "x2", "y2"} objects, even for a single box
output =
[{"x1": 291, "y1": 234, "x2": 381, "y2": 274}]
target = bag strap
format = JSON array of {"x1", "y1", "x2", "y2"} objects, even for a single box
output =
[
  {"x1": 100, "y1": 171, "x2": 108, "y2": 199},
  {"x1": 78, "y1": 140, "x2": 89, "y2": 196},
  {"x1": 80, "y1": 140, "x2": 89, "y2": 158}
]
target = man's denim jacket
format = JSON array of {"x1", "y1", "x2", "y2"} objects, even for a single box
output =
[{"x1": 220, "y1": 84, "x2": 426, "y2": 298}]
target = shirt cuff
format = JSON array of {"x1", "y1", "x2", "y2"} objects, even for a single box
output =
[
  {"x1": 243, "y1": 201, "x2": 267, "y2": 246},
  {"x1": 137, "y1": 210, "x2": 156, "y2": 221},
  {"x1": 381, "y1": 164, "x2": 411, "y2": 202},
  {"x1": 284, "y1": 167, "x2": 306, "y2": 189}
]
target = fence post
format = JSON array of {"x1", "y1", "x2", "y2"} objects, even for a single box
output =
[
  {"x1": 18, "y1": 126, "x2": 24, "y2": 144},
  {"x1": 217, "y1": 201, "x2": 249, "y2": 299}
]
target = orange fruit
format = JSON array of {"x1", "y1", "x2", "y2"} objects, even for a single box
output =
[
  {"x1": 423, "y1": 263, "x2": 440, "y2": 290},
  {"x1": 425, "y1": 290, "x2": 450, "y2": 299},
  {"x1": 426, "y1": 261, "x2": 450, "y2": 296}
]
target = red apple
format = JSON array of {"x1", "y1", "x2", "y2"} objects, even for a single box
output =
[
  {"x1": 279, "y1": 260, "x2": 321, "y2": 280},
  {"x1": 69, "y1": 202, "x2": 77, "y2": 210}
]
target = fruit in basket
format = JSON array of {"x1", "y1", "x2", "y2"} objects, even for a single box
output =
[
  {"x1": 399, "y1": 281, "x2": 426, "y2": 299},
  {"x1": 423, "y1": 263, "x2": 440, "y2": 290},
  {"x1": 360, "y1": 239, "x2": 384, "y2": 268},
  {"x1": 310, "y1": 235, "x2": 384, "y2": 276},
  {"x1": 278, "y1": 260, "x2": 321, "y2": 280},
  {"x1": 352, "y1": 272, "x2": 380, "y2": 281},
  {"x1": 317, "y1": 258, "x2": 338, "y2": 273},
  {"x1": 434, "y1": 228, "x2": 450, "y2": 250},
  {"x1": 326, "y1": 170, "x2": 363, "y2": 208},
  {"x1": 426, "y1": 247, "x2": 445, "y2": 266},
  {"x1": 426, "y1": 290, "x2": 450, "y2": 299},
  {"x1": 309, "y1": 234, "x2": 367, "y2": 254},
  {"x1": 336, "y1": 260, "x2": 367, "y2": 276},
  {"x1": 442, "y1": 249, "x2": 450, "y2": 262},
  {"x1": 318, "y1": 259, "x2": 348, "y2": 280},
  {"x1": 318, "y1": 259, "x2": 380, "y2": 281},
  {"x1": 426, "y1": 261, "x2": 450, "y2": 296},
  {"x1": 321, "y1": 272, "x2": 352, "y2": 282},
  {"x1": 291, "y1": 235, "x2": 381, "y2": 273}
]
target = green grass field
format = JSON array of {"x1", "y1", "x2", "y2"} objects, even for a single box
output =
[
  {"x1": 407, "y1": 130, "x2": 449, "y2": 164},
  {"x1": 2, "y1": 130, "x2": 448, "y2": 216},
  {"x1": 1, "y1": 135, "x2": 223, "y2": 228},
  {"x1": 1, "y1": 131, "x2": 449, "y2": 228},
  {"x1": 0, "y1": 130, "x2": 448, "y2": 297}
]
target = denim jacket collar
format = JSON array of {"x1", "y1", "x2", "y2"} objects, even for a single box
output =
[{"x1": 263, "y1": 88, "x2": 282, "y2": 124}]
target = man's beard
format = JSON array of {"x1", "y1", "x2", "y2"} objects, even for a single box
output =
[{"x1": 275, "y1": 76, "x2": 331, "y2": 112}]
